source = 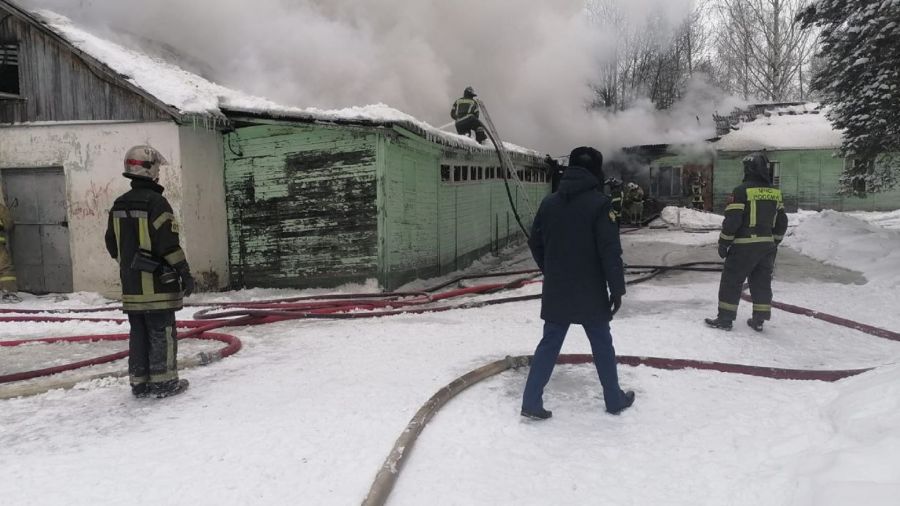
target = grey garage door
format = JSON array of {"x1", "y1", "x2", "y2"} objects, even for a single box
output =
[{"x1": 2, "y1": 168, "x2": 73, "y2": 293}]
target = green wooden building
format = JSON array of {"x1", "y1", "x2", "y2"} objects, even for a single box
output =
[
  {"x1": 712, "y1": 104, "x2": 900, "y2": 212},
  {"x1": 222, "y1": 110, "x2": 548, "y2": 290}
]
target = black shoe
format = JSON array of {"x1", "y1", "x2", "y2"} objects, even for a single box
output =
[
  {"x1": 747, "y1": 318, "x2": 764, "y2": 332},
  {"x1": 151, "y1": 379, "x2": 190, "y2": 399},
  {"x1": 131, "y1": 384, "x2": 151, "y2": 398},
  {"x1": 704, "y1": 317, "x2": 733, "y2": 331},
  {"x1": 607, "y1": 390, "x2": 636, "y2": 415},
  {"x1": 521, "y1": 407, "x2": 553, "y2": 420}
]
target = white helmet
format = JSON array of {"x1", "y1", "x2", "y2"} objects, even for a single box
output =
[{"x1": 123, "y1": 145, "x2": 167, "y2": 180}]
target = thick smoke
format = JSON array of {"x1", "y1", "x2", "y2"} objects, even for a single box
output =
[{"x1": 21, "y1": 0, "x2": 742, "y2": 155}]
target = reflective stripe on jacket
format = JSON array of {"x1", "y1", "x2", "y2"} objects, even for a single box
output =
[
  {"x1": 104, "y1": 179, "x2": 188, "y2": 312},
  {"x1": 719, "y1": 182, "x2": 788, "y2": 246}
]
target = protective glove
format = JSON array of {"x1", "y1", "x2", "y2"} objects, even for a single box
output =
[
  {"x1": 176, "y1": 264, "x2": 195, "y2": 297},
  {"x1": 718, "y1": 244, "x2": 729, "y2": 259},
  {"x1": 610, "y1": 295, "x2": 622, "y2": 318}
]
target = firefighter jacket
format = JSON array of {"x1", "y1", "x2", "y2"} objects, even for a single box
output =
[
  {"x1": 450, "y1": 97, "x2": 479, "y2": 121},
  {"x1": 105, "y1": 179, "x2": 188, "y2": 313},
  {"x1": 0, "y1": 202, "x2": 13, "y2": 242},
  {"x1": 719, "y1": 177, "x2": 788, "y2": 249}
]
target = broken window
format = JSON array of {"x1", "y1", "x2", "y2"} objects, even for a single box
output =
[{"x1": 0, "y1": 43, "x2": 20, "y2": 96}]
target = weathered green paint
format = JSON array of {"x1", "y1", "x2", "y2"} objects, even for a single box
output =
[
  {"x1": 224, "y1": 123, "x2": 378, "y2": 288},
  {"x1": 715, "y1": 149, "x2": 900, "y2": 212},
  {"x1": 224, "y1": 120, "x2": 548, "y2": 290},
  {"x1": 380, "y1": 129, "x2": 547, "y2": 289}
]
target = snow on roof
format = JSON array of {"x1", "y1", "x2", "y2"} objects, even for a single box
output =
[
  {"x1": 32, "y1": 10, "x2": 539, "y2": 157},
  {"x1": 713, "y1": 103, "x2": 844, "y2": 151}
]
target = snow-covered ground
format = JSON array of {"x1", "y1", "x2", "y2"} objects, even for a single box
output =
[{"x1": 2, "y1": 211, "x2": 899, "y2": 505}]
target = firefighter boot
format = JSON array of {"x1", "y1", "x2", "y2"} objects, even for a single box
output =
[
  {"x1": 131, "y1": 384, "x2": 151, "y2": 398},
  {"x1": 151, "y1": 378, "x2": 190, "y2": 399},
  {"x1": 747, "y1": 318, "x2": 765, "y2": 332},
  {"x1": 704, "y1": 317, "x2": 733, "y2": 331}
]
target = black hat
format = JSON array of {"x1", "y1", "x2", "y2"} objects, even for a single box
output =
[{"x1": 569, "y1": 146, "x2": 604, "y2": 181}]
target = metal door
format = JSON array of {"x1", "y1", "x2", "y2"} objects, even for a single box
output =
[{"x1": 1, "y1": 168, "x2": 73, "y2": 293}]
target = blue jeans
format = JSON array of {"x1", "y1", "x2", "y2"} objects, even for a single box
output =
[{"x1": 522, "y1": 320, "x2": 626, "y2": 412}]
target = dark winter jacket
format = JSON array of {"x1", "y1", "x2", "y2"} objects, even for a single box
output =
[
  {"x1": 719, "y1": 153, "x2": 789, "y2": 248},
  {"x1": 105, "y1": 179, "x2": 189, "y2": 312},
  {"x1": 529, "y1": 166, "x2": 626, "y2": 324}
]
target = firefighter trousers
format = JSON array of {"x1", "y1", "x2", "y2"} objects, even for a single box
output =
[
  {"x1": 717, "y1": 242, "x2": 777, "y2": 321},
  {"x1": 127, "y1": 311, "x2": 179, "y2": 387},
  {"x1": 0, "y1": 243, "x2": 17, "y2": 292}
]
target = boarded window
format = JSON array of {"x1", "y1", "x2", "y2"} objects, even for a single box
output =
[{"x1": 0, "y1": 43, "x2": 20, "y2": 96}]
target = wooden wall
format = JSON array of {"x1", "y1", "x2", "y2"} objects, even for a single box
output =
[
  {"x1": 715, "y1": 150, "x2": 900, "y2": 212},
  {"x1": 0, "y1": 8, "x2": 171, "y2": 123},
  {"x1": 224, "y1": 123, "x2": 380, "y2": 288}
]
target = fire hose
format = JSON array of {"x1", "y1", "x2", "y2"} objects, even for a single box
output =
[{"x1": 3, "y1": 261, "x2": 899, "y2": 506}]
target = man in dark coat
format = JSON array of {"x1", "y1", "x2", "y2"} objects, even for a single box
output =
[
  {"x1": 521, "y1": 146, "x2": 635, "y2": 420},
  {"x1": 705, "y1": 152, "x2": 788, "y2": 332},
  {"x1": 105, "y1": 145, "x2": 195, "y2": 398}
]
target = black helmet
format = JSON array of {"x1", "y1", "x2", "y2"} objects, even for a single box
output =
[
  {"x1": 742, "y1": 152, "x2": 771, "y2": 183},
  {"x1": 464, "y1": 86, "x2": 476, "y2": 98}
]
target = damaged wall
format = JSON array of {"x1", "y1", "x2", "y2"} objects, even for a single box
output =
[
  {"x1": 224, "y1": 120, "x2": 549, "y2": 291},
  {"x1": 0, "y1": 120, "x2": 229, "y2": 295},
  {"x1": 223, "y1": 122, "x2": 379, "y2": 288}
]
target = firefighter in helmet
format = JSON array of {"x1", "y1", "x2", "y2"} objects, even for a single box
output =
[
  {"x1": 0, "y1": 196, "x2": 19, "y2": 302},
  {"x1": 450, "y1": 86, "x2": 487, "y2": 144},
  {"x1": 623, "y1": 182, "x2": 645, "y2": 226},
  {"x1": 705, "y1": 152, "x2": 788, "y2": 332},
  {"x1": 105, "y1": 145, "x2": 194, "y2": 398},
  {"x1": 604, "y1": 177, "x2": 624, "y2": 223},
  {"x1": 690, "y1": 173, "x2": 706, "y2": 211}
]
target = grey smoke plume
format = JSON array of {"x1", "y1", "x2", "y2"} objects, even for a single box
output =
[{"x1": 21, "y1": 0, "x2": 743, "y2": 155}]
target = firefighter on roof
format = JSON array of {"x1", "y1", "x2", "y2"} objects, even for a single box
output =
[
  {"x1": 450, "y1": 86, "x2": 487, "y2": 144},
  {"x1": 705, "y1": 152, "x2": 788, "y2": 332}
]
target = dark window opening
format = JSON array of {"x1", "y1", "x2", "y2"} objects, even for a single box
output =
[
  {"x1": 454, "y1": 166, "x2": 462, "y2": 182},
  {"x1": 0, "y1": 43, "x2": 21, "y2": 96},
  {"x1": 441, "y1": 165, "x2": 451, "y2": 182},
  {"x1": 477, "y1": 166, "x2": 483, "y2": 180},
  {"x1": 462, "y1": 166, "x2": 469, "y2": 181}
]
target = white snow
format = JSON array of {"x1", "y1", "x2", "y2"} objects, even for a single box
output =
[
  {"x1": 2, "y1": 211, "x2": 900, "y2": 505},
  {"x1": 659, "y1": 205, "x2": 724, "y2": 230},
  {"x1": 29, "y1": 10, "x2": 538, "y2": 156},
  {"x1": 784, "y1": 209, "x2": 900, "y2": 287},
  {"x1": 714, "y1": 103, "x2": 845, "y2": 151}
]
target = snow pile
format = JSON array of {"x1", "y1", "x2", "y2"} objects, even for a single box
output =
[
  {"x1": 783, "y1": 210, "x2": 900, "y2": 287},
  {"x1": 714, "y1": 103, "x2": 844, "y2": 151},
  {"x1": 659, "y1": 206, "x2": 723, "y2": 230},
  {"x1": 847, "y1": 210, "x2": 900, "y2": 231},
  {"x1": 792, "y1": 365, "x2": 900, "y2": 506},
  {"x1": 31, "y1": 10, "x2": 537, "y2": 155}
]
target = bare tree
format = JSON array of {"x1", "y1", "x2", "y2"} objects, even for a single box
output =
[
  {"x1": 587, "y1": 0, "x2": 712, "y2": 111},
  {"x1": 713, "y1": 0, "x2": 816, "y2": 101}
]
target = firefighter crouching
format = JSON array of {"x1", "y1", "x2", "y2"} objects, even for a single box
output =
[
  {"x1": 450, "y1": 86, "x2": 487, "y2": 144},
  {"x1": 705, "y1": 152, "x2": 788, "y2": 332},
  {"x1": 105, "y1": 145, "x2": 195, "y2": 398}
]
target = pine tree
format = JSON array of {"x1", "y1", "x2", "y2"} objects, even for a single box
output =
[{"x1": 798, "y1": 0, "x2": 900, "y2": 196}]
